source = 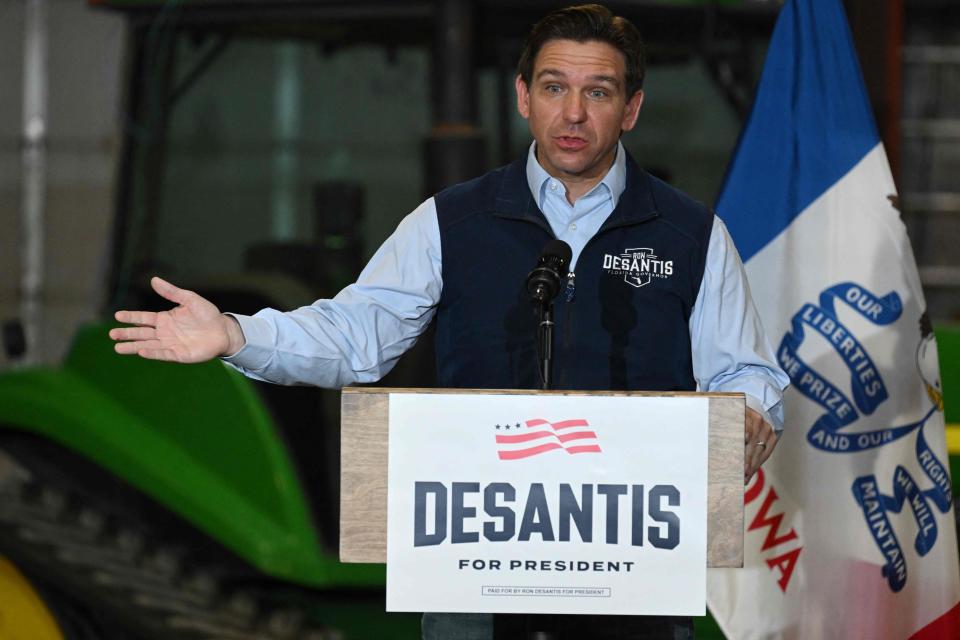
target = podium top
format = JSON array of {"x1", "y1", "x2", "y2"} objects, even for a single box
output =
[{"x1": 343, "y1": 387, "x2": 745, "y2": 398}]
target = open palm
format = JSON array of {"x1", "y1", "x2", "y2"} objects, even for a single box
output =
[{"x1": 109, "y1": 277, "x2": 237, "y2": 362}]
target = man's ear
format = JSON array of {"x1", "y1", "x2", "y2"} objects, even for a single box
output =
[
  {"x1": 515, "y1": 75, "x2": 531, "y2": 119},
  {"x1": 620, "y1": 90, "x2": 644, "y2": 132}
]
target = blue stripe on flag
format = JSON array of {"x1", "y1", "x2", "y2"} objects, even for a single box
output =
[{"x1": 716, "y1": 0, "x2": 880, "y2": 262}]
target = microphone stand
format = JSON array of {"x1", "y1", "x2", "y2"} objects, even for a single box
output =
[{"x1": 537, "y1": 295, "x2": 554, "y2": 390}]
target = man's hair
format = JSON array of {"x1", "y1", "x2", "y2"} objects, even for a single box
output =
[{"x1": 517, "y1": 4, "x2": 646, "y2": 96}]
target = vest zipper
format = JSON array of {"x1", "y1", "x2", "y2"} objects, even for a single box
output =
[{"x1": 564, "y1": 272, "x2": 576, "y2": 302}]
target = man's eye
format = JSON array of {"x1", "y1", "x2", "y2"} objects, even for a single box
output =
[
  {"x1": 589, "y1": 89, "x2": 608, "y2": 99},
  {"x1": 545, "y1": 84, "x2": 562, "y2": 94}
]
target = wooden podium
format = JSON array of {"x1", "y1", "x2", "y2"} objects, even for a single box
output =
[{"x1": 339, "y1": 388, "x2": 745, "y2": 568}]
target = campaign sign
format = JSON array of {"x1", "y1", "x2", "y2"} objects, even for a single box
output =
[{"x1": 386, "y1": 393, "x2": 708, "y2": 615}]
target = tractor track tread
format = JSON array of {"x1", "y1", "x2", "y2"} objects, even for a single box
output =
[{"x1": 0, "y1": 464, "x2": 340, "y2": 640}]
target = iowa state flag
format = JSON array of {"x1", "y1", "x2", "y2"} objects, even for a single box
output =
[{"x1": 706, "y1": 0, "x2": 960, "y2": 637}]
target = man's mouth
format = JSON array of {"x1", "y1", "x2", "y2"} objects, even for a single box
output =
[{"x1": 554, "y1": 136, "x2": 588, "y2": 151}]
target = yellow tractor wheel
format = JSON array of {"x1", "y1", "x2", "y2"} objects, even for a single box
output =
[{"x1": 0, "y1": 555, "x2": 64, "y2": 640}]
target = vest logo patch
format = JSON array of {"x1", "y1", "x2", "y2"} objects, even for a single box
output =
[{"x1": 602, "y1": 248, "x2": 673, "y2": 288}]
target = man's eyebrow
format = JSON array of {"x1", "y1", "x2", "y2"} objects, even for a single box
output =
[
  {"x1": 589, "y1": 75, "x2": 620, "y2": 88},
  {"x1": 535, "y1": 69, "x2": 620, "y2": 88},
  {"x1": 536, "y1": 68, "x2": 567, "y2": 80}
]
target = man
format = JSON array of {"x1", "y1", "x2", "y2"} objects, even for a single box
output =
[{"x1": 111, "y1": 4, "x2": 788, "y2": 638}]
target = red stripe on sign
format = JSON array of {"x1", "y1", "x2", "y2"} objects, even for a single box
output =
[
  {"x1": 525, "y1": 419, "x2": 550, "y2": 428},
  {"x1": 524, "y1": 418, "x2": 589, "y2": 430},
  {"x1": 551, "y1": 419, "x2": 590, "y2": 430},
  {"x1": 495, "y1": 431, "x2": 554, "y2": 444},
  {"x1": 909, "y1": 600, "x2": 960, "y2": 640},
  {"x1": 498, "y1": 443, "x2": 562, "y2": 460},
  {"x1": 565, "y1": 445, "x2": 602, "y2": 455},
  {"x1": 557, "y1": 431, "x2": 598, "y2": 443}
]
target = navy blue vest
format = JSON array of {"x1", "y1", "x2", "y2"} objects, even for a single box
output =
[{"x1": 433, "y1": 154, "x2": 713, "y2": 392}]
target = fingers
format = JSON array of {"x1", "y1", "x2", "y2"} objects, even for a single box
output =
[
  {"x1": 110, "y1": 317, "x2": 159, "y2": 355},
  {"x1": 113, "y1": 339, "x2": 178, "y2": 361},
  {"x1": 757, "y1": 431, "x2": 778, "y2": 467},
  {"x1": 113, "y1": 339, "x2": 160, "y2": 355},
  {"x1": 748, "y1": 426, "x2": 773, "y2": 473},
  {"x1": 109, "y1": 326, "x2": 156, "y2": 342},
  {"x1": 113, "y1": 310, "x2": 158, "y2": 327},
  {"x1": 110, "y1": 324, "x2": 174, "y2": 360},
  {"x1": 744, "y1": 407, "x2": 774, "y2": 482},
  {"x1": 151, "y1": 276, "x2": 193, "y2": 306}
]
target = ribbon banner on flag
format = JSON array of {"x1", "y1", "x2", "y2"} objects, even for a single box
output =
[{"x1": 705, "y1": 1, "x2": 960, "y2": 638}]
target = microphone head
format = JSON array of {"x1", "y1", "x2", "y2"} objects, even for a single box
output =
[
  {"x1": 539, "y1": 240, "x2": 572, "y2": 276},
  {"x1": 526, "y1": 240, "x2": 573, "y2": 303}
]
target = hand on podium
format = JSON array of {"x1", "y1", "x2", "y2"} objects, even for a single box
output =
[
  {"x1": 109, "y1": 276, "x2": 246, "y2": 362},
  {"x1": 745, "y1": 406, "x2": 777, "y2": 483}
]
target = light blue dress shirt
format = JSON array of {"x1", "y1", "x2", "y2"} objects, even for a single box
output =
[{"x1": 225, "y1": 142, "x2": 789, "y2": 430}]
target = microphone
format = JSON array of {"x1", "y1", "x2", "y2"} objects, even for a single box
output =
[{"x1": 526, "y1": 240, "x2": 572, "y2": 304}]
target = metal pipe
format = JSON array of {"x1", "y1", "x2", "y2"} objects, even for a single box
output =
[
  {"x1": 435, "y1": 0, "x2": 475, "y2": 125},
  {"x1": 271, "y1": 42, "x2": 302, "y2": 241},
  {"x1": 20, "y1": 0, "x2": 48, "y2": 365},
  {"x1": 424, "y1": 0, "x2": 486, "y2": 196}
]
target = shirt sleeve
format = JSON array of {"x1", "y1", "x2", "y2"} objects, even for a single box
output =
[
  {"x1": 221, "y1": 197, "x2": 442, "y2": 388},
  {"x1": 689, "y1": 216, "x2": 790, "y2": 431}
]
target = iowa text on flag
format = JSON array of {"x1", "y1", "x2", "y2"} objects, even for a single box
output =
[
  {"x1": 495, "y1": 419, "x2": 601, "y2": 460},
  {"x1": 705, "y1": 0, "x2": 960, "y2": 638}
]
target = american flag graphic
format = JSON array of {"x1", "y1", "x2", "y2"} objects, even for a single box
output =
[{"x1": 495, "y1": 418, "x2": 602, "y2": 460}]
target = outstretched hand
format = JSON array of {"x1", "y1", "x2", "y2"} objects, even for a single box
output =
[{"x1": 109, "y1": 277, "x2": 245, "y2": 362}]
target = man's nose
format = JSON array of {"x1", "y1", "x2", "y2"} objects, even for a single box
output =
[{"x1": 562, "y1": 92, "x2": 587, "y2": 123}]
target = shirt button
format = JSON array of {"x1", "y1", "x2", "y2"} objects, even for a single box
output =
[
  {"x1": 569, "y1": 223, "x2": 577, "y2": 231},
  {"x1": 550, "y1": 182, "x2": 558, "y2": 191}
]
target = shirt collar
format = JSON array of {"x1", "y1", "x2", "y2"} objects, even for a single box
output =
[{"x1": 524, "y1": 140, "x2": 628, "y2": 207}]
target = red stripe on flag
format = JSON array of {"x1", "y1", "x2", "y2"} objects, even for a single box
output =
[
  {"x1": 909, "y1": 600, "x2": 960, "y2": 640},
  {"x1": 498, "y1": 443, "x2": 562, "y2": 460},
  {"x1": 565, "y1": 445, "x2": 602, "y2": 455},
  {"x1": 495, "y1": 431, "x2": 554, "y2": 444}
]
